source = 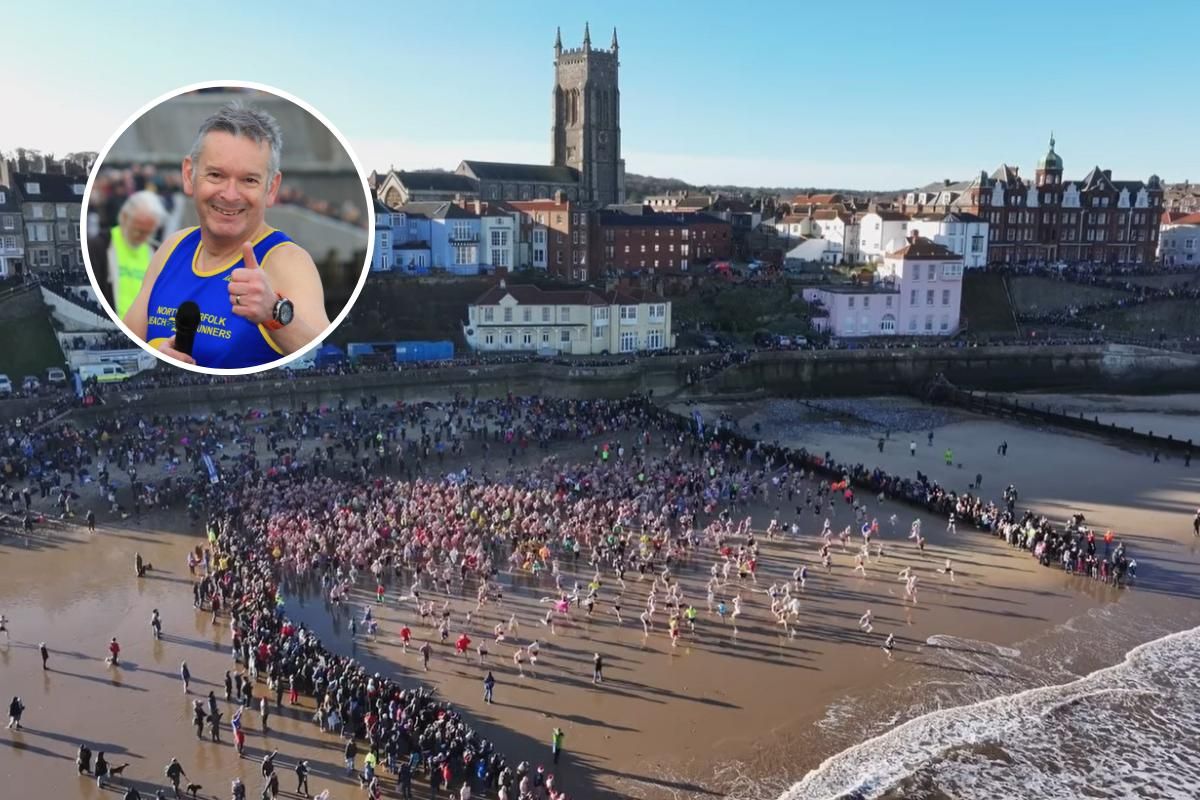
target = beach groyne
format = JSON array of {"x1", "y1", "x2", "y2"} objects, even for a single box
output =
[{"x1": 923, "y1": 378, "x2": 1196, "y2": 455}]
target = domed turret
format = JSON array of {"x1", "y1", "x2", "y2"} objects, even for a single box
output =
[{"x1": 1038, "y1": 133, "x2": 1063, "y2": 170}]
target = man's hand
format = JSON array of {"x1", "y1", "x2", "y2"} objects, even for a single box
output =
[
  {"x1": 156, "y1": 336, "x2": 196, "y2": 366},
  {"x1": 229, "y1": 242, "x2": 276, "y2": 325}
]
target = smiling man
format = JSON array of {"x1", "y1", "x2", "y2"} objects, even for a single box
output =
[{"x1": 122, "y1": 101, "x2": 329, "y2": 369}]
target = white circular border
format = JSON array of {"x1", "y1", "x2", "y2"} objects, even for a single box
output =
[{"x1": 80, "y1": 79, "x2": 375, "y2": 376}]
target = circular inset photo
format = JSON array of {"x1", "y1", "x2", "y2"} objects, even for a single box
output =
[{"x1": 82, "y1": 81, "x2": 373, "y2": 373}]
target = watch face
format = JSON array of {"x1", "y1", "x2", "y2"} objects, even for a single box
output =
[{"x1": 275, "y1": 298, "x2": 294, "y2": 326}]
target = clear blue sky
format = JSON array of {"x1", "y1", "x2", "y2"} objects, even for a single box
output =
[{"x1": 5, "y1": 1, "x2": 1197, "y2": 189}]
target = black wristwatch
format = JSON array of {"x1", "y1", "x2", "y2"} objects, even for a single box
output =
[{"x1": 267, "y1": 294, "x2": 294, "y2": 330}]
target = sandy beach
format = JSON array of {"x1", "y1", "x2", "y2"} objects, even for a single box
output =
[{"x1": 1, "y1": 393, "x2": 1198, "y2": 800}]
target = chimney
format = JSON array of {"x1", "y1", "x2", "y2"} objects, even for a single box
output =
[
  {"x1": 554, "y1": 189, "x2": 566, "y2": 204},
  {"x1": 944, "y1": 179, "x2": 951, "y2": 187},
  {"x1": 907, "y1": 230, "x2": 919, "y2": 245},
  {"x1": 499, "y1": 278, "x2": 506, "y2": 289},
  {"x1": 474, "y1": 199, "x2": 482, "y2": 216}
]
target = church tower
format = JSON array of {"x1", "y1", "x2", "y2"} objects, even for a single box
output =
[{"x1": 552, "y1": 23, "x2": 625, "y2": 206}]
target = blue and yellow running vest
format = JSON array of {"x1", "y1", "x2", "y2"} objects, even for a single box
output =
[{"x1": 146, "y1": 227, "x2": 291, "y2": 369}]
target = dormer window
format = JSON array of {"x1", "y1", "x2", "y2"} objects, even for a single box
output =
[
  {"x1": 25, "y1": 182, "x2": 40, "y2": 195},
  {"x1": 73, "y1": 184, "x2": 85, "y2": 195}
]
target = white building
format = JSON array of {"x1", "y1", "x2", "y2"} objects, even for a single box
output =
[
  {"x1": 906, "y1": 211, "x2": 989, "y2": 269},
  {"x1": 464, "y1": 282, "x2": 674, "y2": 355},
  {"x1": 479, "y1": 206, "x2": 517, "y2": 272},
  {"x1": 1158, "y1": 212, "x2": 1200, "y2": 266},
  {"x1": 858, "y1": 211, "x2": 910, "y2": 263},
  {"x1": 803, "y1": 235, "x2": 963, "y2": 337},
  {"x1": 785, "y1": 237, "x2": 842, "y2": 266}
]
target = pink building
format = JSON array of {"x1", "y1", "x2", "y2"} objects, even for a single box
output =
[{"x1": 805, "y1": 235, "x2": 963, "y2": 337}]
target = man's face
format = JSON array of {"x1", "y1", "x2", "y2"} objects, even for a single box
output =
[
  {"x1": 182, "y1": 131, "x2": 280, "y2": 245},
  {"x1": 123, "y1": 210, "x2": 159, "y2": 246}
]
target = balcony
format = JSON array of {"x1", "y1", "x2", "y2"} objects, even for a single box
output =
[{"x1": 448, "y1": 231, "x2": 480, "y2": 244}]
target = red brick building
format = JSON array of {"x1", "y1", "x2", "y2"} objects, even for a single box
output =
[
  {"x1": 509, "y1": 195, "x2": 590, "y2": 280},
  {"x1": 592, "y1": 210, "x2": 732, "y2": 275},
  {"x1": 955, "y1": 137, "x2": 1164, "y2": 266}
]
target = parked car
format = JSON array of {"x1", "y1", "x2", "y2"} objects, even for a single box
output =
[
  {"x1": 22, "y1": 376, "x2": 40, "y2": 393},
  {"x1": 46, "y1": 367, "x2": 67, "y2": 385},
  {"x1": 0, "y1": 374, "x2": 11, "y2": 397}
]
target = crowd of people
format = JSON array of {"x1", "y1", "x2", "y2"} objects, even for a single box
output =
[{"x1": 0, "y1": 382, "x2": 1152, "y2": 798}]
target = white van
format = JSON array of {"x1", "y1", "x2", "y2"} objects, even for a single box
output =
[{"x1": 78, "y1": 363, "x2": 129, "y2": 383}]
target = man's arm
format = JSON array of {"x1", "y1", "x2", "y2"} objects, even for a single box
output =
[{"x1": 231, "y1": 242, "x2": 331, "y2": 356}]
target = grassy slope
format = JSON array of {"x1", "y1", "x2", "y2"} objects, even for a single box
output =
[
  {"x1": 960, "y1": 271, "x2": 1017, "y2": 334},
  {"x1": 0, "y1": 310, "x2": 65, "y2": 379},
  {"x1": 1006, "y1": 275, "x2": 1128, "y2": 313}
]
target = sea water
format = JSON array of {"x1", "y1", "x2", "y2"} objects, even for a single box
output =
[{"x1": 782, "y1": 624, "x2": 1200, "y2": 800}]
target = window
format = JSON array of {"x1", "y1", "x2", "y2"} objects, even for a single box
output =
[
  {"x1": 926, "y1": 290, "x2": 935, "y2": 305},
  {"x1": 2, "y1": 216, "x2": 13, "y2": 230},
  {"x1": 24, "y1": 182, "x2": 40, "y2": 195},
  {"x1": 925, "y1": 315, "x2": 933, "y2": 331},
  {"x1": 910, "y1": 289, "x2": 917, "y2": 305},
  {"x1": 541, "y1": 330, "x2": 550, "y2": 344},
  {"x1": 522, "y1": 330, "x2": 533, "y2": 346},
  {"x1": 0, "y1": 192, "x2": 5, "y2": 204},
  {"x1": 483, "y1": 307, "x2": 494, "y2": 322},
  {"x1": 453, "y1": 246, "x2": 476, "y2": 265},
  {"x1": 648, "y1": 303, "x2": 666, "y2": 322},
  {"x1": 942, "y1": 289, "x2": 950, "y2": 305},
  {"x1": 31, "y1": 204, "x2": 44, "y2": 219},
  {"x1": 542, "y1": 307, "x2": 551, "y2": 323},
  {"x1": 56, "y1": 204, "x2": 68, "y2": 219},
  {"x1": 912, "y1": 267, "x2": 919, "y2": 281},
  {"x1": 940, "y1": 315, "x2": 950, "y2": 331},
  {"x1": 503, "y1": 307, "x2": 513, "y2": 322},
  {"x1": 908, "y1": 316, "x2": 917, "y2": 331},
  {"x1": 645, "y1": 329, "x2": 664, "y2": 349},
  {"x1": 72, "y1": 184, "x2": 85, "y2": 195},
  {"x1": 594, "y1": 326, "x2": 603, "y2": 338},
  {"x1": 886, "y1": 295, "x2": 893, "y2": 308},
  {"x1": 619, "y1": 305, "x2": 637, "y2": 324},
  {"x1": 927, "y1": 264, "x2": 936, "y2": 280},
  {"x1": 484, "y1": 333, "x2": 495, "y2": 345},
  {"x1": 594, "y1": 307, "x2": 610, "y2": 323},
  {"x1": 863, "y1": 296, "x2": 870, "y2": 309},
  {"x1": 620, "y1": 331, "x2": 638, "y2": 352},
  {"x1": 848, "y1": 296, "x2": 856, "y2": 308},
  {"x1": 970, "y1": 235, "x2": 983, "y2": 254},
  {"x1": 490, "y1": 248, "x2": 509, "y2": 267},
  {"x1": 560, "y1": 306, "x2": 569, "y2": 322},
  {"x1": 880, "y1": 314, "x2": 896, "y2": 333},
  {"x1": 523, "y1": 308, "x2": 532, "y2": 323},
  {"x1": 453, "y1": 223, "x2": 471, "y2": 240},
  {"x1": 560, "y1": 329, "x2": 571, "y2": 343}
]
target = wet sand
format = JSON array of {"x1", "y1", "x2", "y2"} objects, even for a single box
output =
[{"x1": 2, "y1": 396, "x2": 1199, "y2": 800}]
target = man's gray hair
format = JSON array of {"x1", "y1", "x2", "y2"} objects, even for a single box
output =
[
  {"x1": 188, "y1": 101, "x2": 283, "y2": 180},
  {"x1": 119, "y1": 190, "x2": 167, "y2": 224}
]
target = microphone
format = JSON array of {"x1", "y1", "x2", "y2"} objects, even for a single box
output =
[{"x1": 174, "y1": 301, "x2": 201, "y2": 357}]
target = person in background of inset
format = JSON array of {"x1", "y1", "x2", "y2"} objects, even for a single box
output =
[{"x1": 88, "y1": 190, "x2": 168, "y2": 318}]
